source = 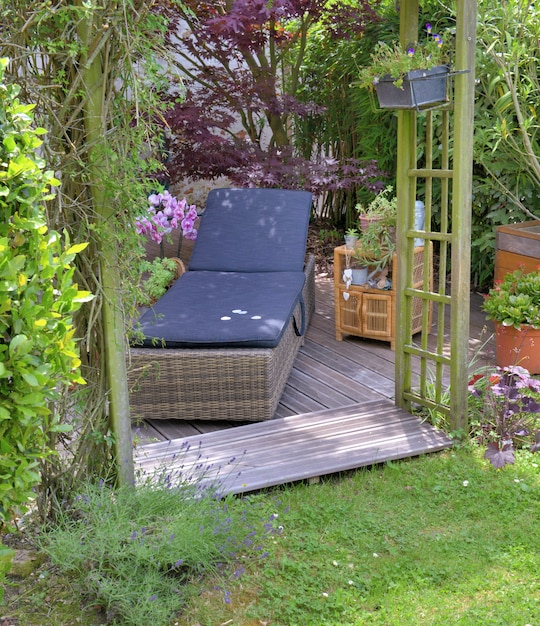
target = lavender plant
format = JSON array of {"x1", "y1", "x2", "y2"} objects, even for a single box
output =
[
  {"x1": 469, "y1": 365, "x2": 540, "y2": 468},
  {"x1": 40, "y1": 471, "x2": 287, "y2": 625}
]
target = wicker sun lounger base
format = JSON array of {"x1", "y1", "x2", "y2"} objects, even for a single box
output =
[{"x1": 128, "y1": 255, "x2": 315, "y2": 422}]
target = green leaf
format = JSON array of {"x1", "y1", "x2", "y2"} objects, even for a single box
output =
[
  {"x1": 8, "y1": 334, "x2": 30, "y2": 356},
  {"x1": 50, "y1": 423, "x2": 73, "y2": 433},
  {"x1": 2, "y1": 136, "x2": 16, "y2": 152},
  {"x1": 22, "y1": 373, "x2": 39, "y2": 387}
]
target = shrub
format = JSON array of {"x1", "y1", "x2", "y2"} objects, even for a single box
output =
[
  {"x1": 42, "y1": 475, "x2": 286, "y2": 625},
  {"x1": 0, "y1": 59, "x2": 92, "y2": 527}
]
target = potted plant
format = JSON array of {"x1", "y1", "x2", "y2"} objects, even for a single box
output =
[
  {"x1": 482, "y1": 267, "x2": 540, "y2": 373},
  {"x1": 353, "y1": 223, "x2": 395, "y2": 277},
  {"x1": 138, "y1": 257, "x2": 185, "y2": 306},
  {"x1": 356, "y1": 185, "x2": 397, "y2": 233},
  {"x1": 344, "y1": 227, "x2": 360, "y2": 249},
  {"x1": 136, "y1": 190, "x2": 198, "y2": 259},
  {"x1": 353, "y1": 187, "x2": 397, "y2": 278},
  {"x1": 357, "y1": 23, "x2": 451, "y2": 110},
  {"x1": 342, "y1": 240, "x2": 368, "y2": 288}
]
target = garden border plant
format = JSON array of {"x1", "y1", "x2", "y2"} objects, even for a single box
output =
[
  {"x1": 0, "y1": 58, "x2": 92, "y2": 528},
  {"x1": 2, "y1": 0, "x2": 185, "y2": 511},
  {"x1": 36, "y1": 469, "x2": 287, "y2": 626},
  {"x1": 468, "y1": 365, "x2": 540, "y2": 468}
]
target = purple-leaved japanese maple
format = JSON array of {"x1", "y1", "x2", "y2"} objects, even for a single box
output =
[{"x1": 157, "y1": 0, "x2": 385, "y2": 197}]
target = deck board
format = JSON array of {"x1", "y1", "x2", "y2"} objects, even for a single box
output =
[
  {"x1": 133, "y1": 276, "x2": 494, "y2": 487},
  {"x1": 135, "y1": 400, "x2": 453, "y2": 495}
]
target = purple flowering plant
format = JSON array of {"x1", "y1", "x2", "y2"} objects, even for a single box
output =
[
  {"x1": 136, "y1": 190, "x2": 198, "y2": 245},
  {"x1": 357, "y1": 23, "x2": 450, "y2": 89},
  {"x1": 468, "y1": 365, "x2": 540, "y2": 468}
]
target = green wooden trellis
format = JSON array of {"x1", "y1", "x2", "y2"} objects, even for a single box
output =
[{"x1": 394, "y1": 0, "x2": 477, "y2": 431}]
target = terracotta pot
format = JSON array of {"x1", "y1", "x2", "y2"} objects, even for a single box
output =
[
  {"x1": 171, "y1": 257, "x2": 186, "y2": 279},
  {"x1": 359, "y1": 214, "x2": 382, "y2": 232},
  {"x1": 494, "y1": 322, "x2": 540, "y2": 374}
]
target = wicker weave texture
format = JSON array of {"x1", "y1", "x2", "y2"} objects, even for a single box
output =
[{"x1": 128, "y1": 256, "x2": 315, "y2": 422}]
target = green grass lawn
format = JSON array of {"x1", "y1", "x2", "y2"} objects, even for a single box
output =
[
  {"x1": 4, "y1": 446, "x2": 540, "y2": 625},
  {"x1": 177, "y1": 447, "x2": 540, "y2": 626}
]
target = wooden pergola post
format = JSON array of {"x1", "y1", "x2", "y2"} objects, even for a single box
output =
[
  {"x1": 394, "y1": 0, "x2": 477, "y2": 430},
  {"x1": 450, "y1": 0, "x2": 477, "y2": 430}
]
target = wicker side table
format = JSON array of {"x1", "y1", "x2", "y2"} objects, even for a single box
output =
[{"x1": 333, "y1": 245, "x2": 431, "y2": 350}]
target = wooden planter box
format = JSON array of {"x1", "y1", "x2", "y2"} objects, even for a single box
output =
[
  {"x1": 375, "y1": 65, "x2": 449, "y2": 110},
  {"x1": 495, "y1": 220, "x2": 540, "y2": 282}
]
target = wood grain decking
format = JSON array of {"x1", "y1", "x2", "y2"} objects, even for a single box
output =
[
  {"x1": 135, "y1": 400, "x2": 453, "y2": 495},
  {"x1": 132, "y1": 276, "x2": 494, "y2": 493}
]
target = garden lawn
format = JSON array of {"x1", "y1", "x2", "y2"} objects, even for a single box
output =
[
  {"x1": 4, "y1": 446, "x2": 540, "y2": 625},
  {"x1": 177, "y1": 447, "x2": 540, "y2": 626}
]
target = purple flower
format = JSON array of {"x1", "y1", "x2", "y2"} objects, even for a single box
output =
[
  {"x1": 136, "y1": 193, "x2": 198, "y2": 244},
  {"x1": 426, "y1": 23, "x2": 432, "y2": 33}
]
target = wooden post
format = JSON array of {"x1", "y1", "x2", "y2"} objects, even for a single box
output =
[
  {"x1": 450, "y1": 0, "x2": 477, "y2": 432},
  {"x1": 77, "y1": 11, "x2": 135, "y2": 486},
  {"x1": 394, "y1": 0, "x2": 419, "y2": 408}
]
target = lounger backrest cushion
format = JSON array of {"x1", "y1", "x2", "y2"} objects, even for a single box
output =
[{"x1": 188, "y1": 188, "x2": 312, "y2": 273}]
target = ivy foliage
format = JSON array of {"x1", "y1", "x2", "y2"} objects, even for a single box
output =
[{"x1": 0, "y1": 58, "x2": 92, "y2": 526}]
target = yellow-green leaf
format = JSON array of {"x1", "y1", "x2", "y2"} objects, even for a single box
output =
[
  {"x1": 22, "y1": 373, "x2": 39, "y2": 387},
  {"x1": 66, "y1": 243, "x2": 89, "y2": 255},
  {"x1": 74, "y1": 291, "x2": 94, "y2": 303}
]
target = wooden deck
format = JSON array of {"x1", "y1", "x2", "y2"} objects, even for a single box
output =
[
  {"x1": 132, "y1": 276, "x2": 494, "y2": 493},
  {"x1": 135, "y1": 401, "x2": 453, "y2": 495}
]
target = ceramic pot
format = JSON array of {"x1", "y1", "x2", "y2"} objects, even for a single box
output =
[
  {"x1": 351, "y1": 268, "x2": 368, "y2": 285},
  {"x1": 359, "y1": 215, "x2": 382, "y2": 233},
  {"x1": 414, "y1": 200, "x2": 425, "y2": 247},
  {"x1": 494, "y1": 322, "x2": 540, "y2": 374},
  {"x1": 344, "y1": 234, "x2": 359, "y2": 249}
]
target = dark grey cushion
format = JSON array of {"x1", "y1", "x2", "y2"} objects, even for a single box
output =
[
  {"x1": 188, "y1": 188, "x2": 312, "y2": 273},
  {"x1": 135, "y1": 271, "x2": 306, "y2": 349}
]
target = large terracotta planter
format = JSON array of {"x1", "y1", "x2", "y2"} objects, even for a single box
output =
[{"x1": 494, "y1": 322, "x2": 540, "y2": 374}]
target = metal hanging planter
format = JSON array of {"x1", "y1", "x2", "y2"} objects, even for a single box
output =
[{"x1": 374, "y1": 65, "x2": 451, "y2": 110}]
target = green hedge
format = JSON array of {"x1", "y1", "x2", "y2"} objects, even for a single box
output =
[{"x1": 0, "y1": 58, "x2": 92, "y2": 527}]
